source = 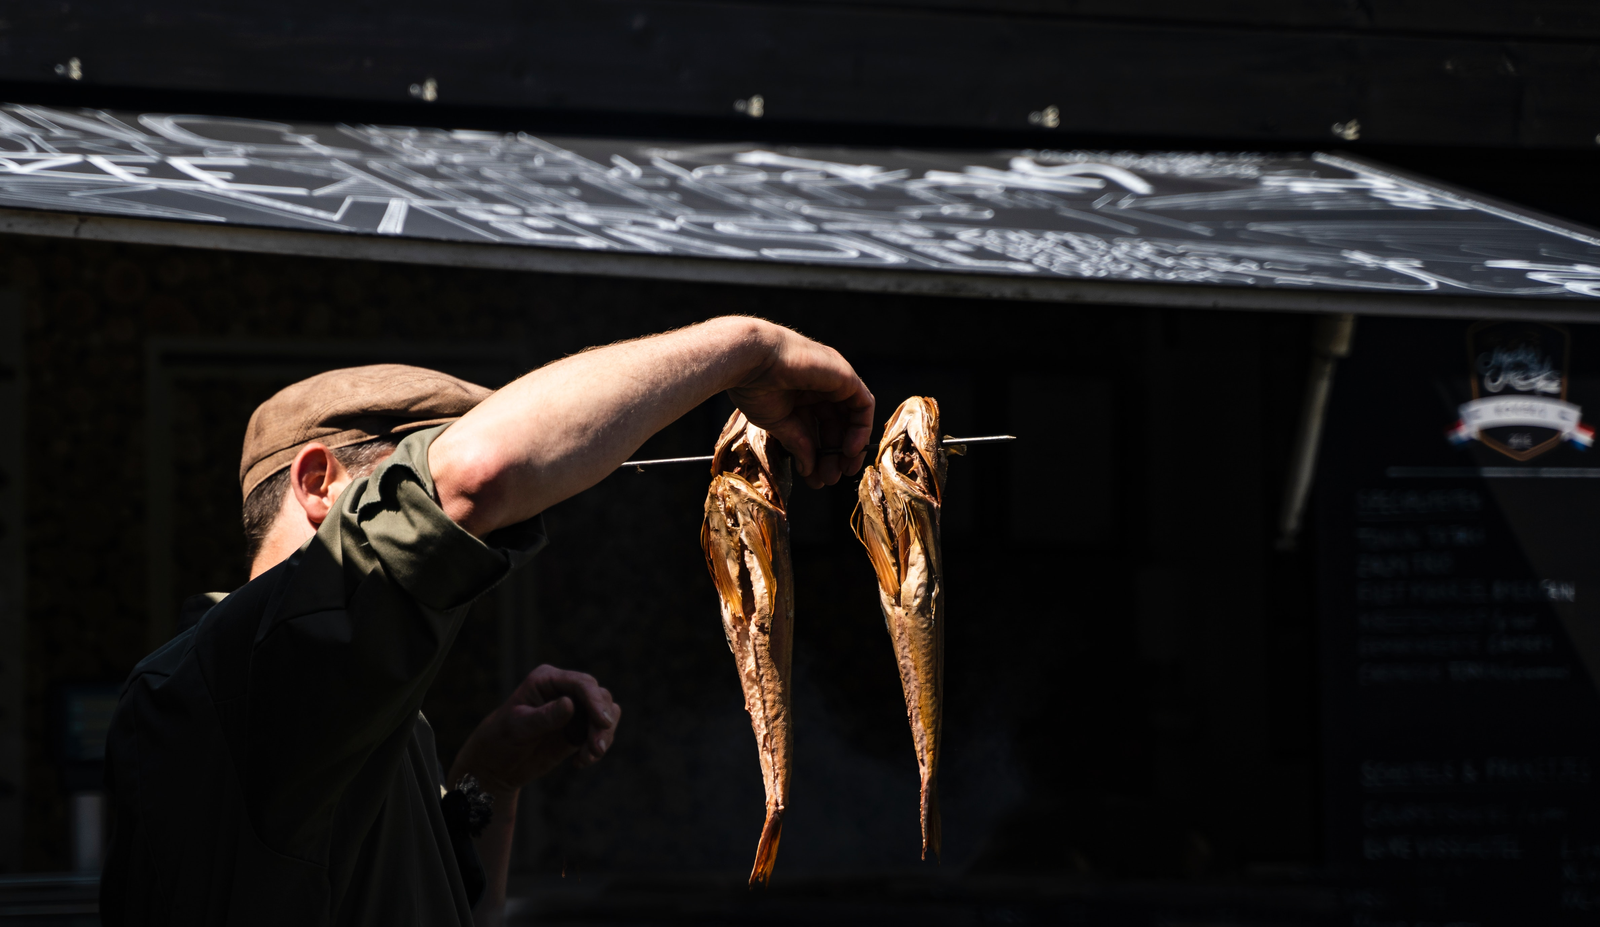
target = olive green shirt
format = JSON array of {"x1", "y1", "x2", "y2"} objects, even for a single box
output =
[{"x1": 103, "y1": 425, "x2": 547, "y2": 927}]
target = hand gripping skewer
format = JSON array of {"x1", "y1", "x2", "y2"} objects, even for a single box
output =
[{"x1": 620, "y1": 435, "x2": 1017, "y2": 471}]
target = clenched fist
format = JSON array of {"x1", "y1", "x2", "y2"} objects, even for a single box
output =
[{"x1": 448, "y1": 664, "x2": 622, "y2": 797}]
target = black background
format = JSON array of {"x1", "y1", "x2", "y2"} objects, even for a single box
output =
[{"x1": 1, "y1": 1, "x2": 1598, "y2": 148}]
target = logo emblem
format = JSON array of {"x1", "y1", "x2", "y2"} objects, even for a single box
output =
[{"x1": 1448, "y1": 320, "x2": 1591, "y2": 460}]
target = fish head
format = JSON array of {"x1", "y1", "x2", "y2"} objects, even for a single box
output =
[
  {"x1": 711, "y1": 410, "x2": 752, "y2": 473},
  {"x1": 712, "y1": 410, "x2": 790, "y2": 510},
  {"x1": 877, "y1": 396, "x2": 944, "y2": 503}
]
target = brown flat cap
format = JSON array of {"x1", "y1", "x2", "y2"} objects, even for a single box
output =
[{"x1": 240, "y1": 364, "x2": 493, "y2": 500}]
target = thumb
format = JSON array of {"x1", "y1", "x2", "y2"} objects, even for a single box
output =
[
  {"x1": 506, "y1": 696, "x2": 575, "y2": 741},
  {"x1": 760, "y1": 416, "x2": 818, "y2": 479}
]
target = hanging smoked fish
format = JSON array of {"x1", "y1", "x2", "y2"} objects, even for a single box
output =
[
  {"x1": 700, "y1": 411, "x2": 795, "y2": 888},
  {"x1": 852, "y1": 396, "x2": 948, "y2": 860}
]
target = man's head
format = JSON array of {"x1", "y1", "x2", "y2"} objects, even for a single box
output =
[
  {"x1": 240, "y1": 437, "x2": 400, "y2": 565},
  {"x1": 239, "y1": 364, "x2": 492, "y2": 576}
]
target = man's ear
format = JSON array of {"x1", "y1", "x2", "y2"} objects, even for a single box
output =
[{"x1": 289, "y1": 443, "x2": 341, "y2": 528}]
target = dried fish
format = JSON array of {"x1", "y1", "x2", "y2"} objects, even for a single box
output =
[
  {"x1": 852, "y1": 397, "x2": 947, "y2": 860},
  {"x1": 700, "y1": 411, "x2": 795, "y2": 888}
]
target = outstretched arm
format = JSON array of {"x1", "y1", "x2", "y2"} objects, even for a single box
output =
[{"x1": 429, "y1": 316, "x2": 874, "y2": 537}]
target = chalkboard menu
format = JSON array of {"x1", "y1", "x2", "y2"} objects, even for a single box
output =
[
  {"x1": 1320, "y1": 317, "x2": 1600, "y2": 923},
  {"x1": 1, "y1": 104, "x2": 1599, "y2": 301}
]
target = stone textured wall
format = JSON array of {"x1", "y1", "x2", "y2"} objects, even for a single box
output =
[{"x1": 2, "y1": 234, "x2": 1318, "y2": 882}]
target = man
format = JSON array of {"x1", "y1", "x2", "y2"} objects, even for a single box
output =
[{"x1": 101, "y1": 317, "x2": 874, "y2": 926}]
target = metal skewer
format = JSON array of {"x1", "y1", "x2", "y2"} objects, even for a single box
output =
[{"x1": 620, "y1": 435, "x2": 1017, "y2": 470}]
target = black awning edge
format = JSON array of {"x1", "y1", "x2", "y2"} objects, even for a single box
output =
[{"x1": 5, "y1": 204, "x2": 1599, "y2": 324}]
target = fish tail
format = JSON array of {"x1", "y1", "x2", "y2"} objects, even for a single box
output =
[
  {"x1": 747, "y1": 808, "x2": 784, "y2": 889},
  {"x1": 920, "y1": 779, "x2": 942, "y2": 861}
]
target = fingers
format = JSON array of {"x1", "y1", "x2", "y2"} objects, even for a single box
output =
[
  {"x1": 761, "y1": 398, "x2": 872, "y2": 487},
  {"x1": 575, "y1": 702, "x2": 622, "y2": 769},
  {"x1": 837, "y1": 384, "x2": 876, "y2": 476},
  {"x1": 527, "y1": 665, "x2": 619, "y2": 731},
  {"x1": 562, "y1": 701, "x2": 590, "y2": 746},
  {"x1": 728, "y1": 326, "x2": 874, "y2": 488},
  {"x1": 810, "y1": 395, "x2": 875, "y2": 483},
  {"x1": 760, "y1": 409, "x2": 821, "y2": 487},
  {"x1": 749, "y1": 383, "x2": 875, "y2": 488},
  {"x1": 505, "y1": 695, "x2": 576, "y2": 740},
  {"x1": 522, "y1": 665, "x2": 622, "y2": 769}
]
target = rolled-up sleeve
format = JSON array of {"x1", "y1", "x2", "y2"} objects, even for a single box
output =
[
  {"x1": 242, "y1": 425, "x2": 546, "y2": 861},
  {"x1": 349, "y1": 429, "x2": 546, "y2": 610}
]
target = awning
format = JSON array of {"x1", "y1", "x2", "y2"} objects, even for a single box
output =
[{"x1": 2, "y1": 104, "x2": 1598, "y2": 320}]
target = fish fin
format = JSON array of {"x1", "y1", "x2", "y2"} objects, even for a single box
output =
[
  {"x1": 702, "y1": 489, "x2": 745, "y2": 620},
  {"x1": 748, "y1": 808, "x2": 784, "y2": 889},
  {"x1": 747, "y1": 425, "x2": 774, "y2": 481},
  {"x1": 893, "y1": 497, "x2": 916, "y2": 582},
  {"x1": 906, "y1": 494, "x2": 943, "y2": 580},
  {"x1": 741, "y1": 502, "x2": 779, "y2": 616},
  {"x1": 913, "y1": 444, "x2": 942, "y2": 505},
  {"x1": 921, "y1": 779, "x2": 942, "y2": 861},
  {"x1": 852, "y1": 472, "x2": 901, "y2": 597}
]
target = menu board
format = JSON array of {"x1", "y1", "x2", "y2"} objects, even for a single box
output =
[
  {"x1": 1320, "y1": 316, "x2": 1600, "y2": 924},
  {"x1": 2, "y1": 104, "x2": 1600, "y2": 301}
]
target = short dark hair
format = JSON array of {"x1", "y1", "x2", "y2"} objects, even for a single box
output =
[{"x1": 241, "y1": 437, "x2": 402, "y2": 561}]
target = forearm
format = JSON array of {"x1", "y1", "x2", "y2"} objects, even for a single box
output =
[
  {"x1": 430, "y1": 316, "x2": 777, "y2": 536},
  {"x1": 447, "y1": 750, "x2": 520, "y2": 927},
  {"x1": 448, "y1": 667, "x2": 621, "y2": 924},
  {"x1": 468, "y1": 788, "x2": 518, "y2": 927}
]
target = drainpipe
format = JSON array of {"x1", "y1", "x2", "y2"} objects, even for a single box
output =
[{"x1": 1276, "y1": 314, "x2": 1357, "y2": 551}]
